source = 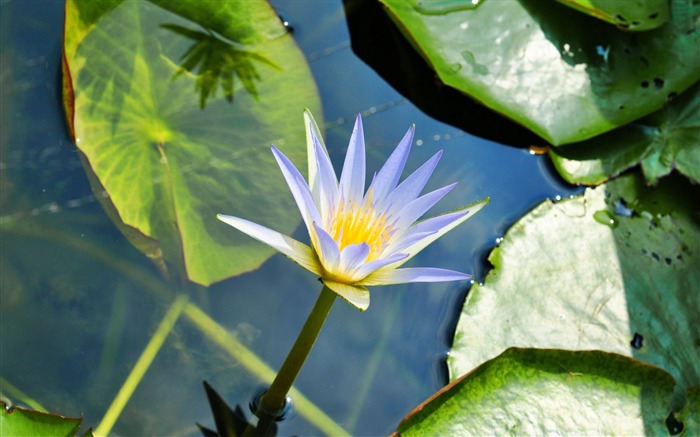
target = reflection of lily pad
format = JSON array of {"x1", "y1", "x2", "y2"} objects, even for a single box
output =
[
  {"x1": 161, "y1": 24, "x2": 282, "y2": 109},
  {"x1": 62, "y1": 0, "x2": 322, "y2": 285},
  {"x1": 397, "y1": 349, "x2": 677, "y2": 435},
  {"x1": 379, "y1": 0, "x2": 700, "y2": 145},
  {"x1": 550, "y1": 81, "x2": 700, "y2": 185},
  {"x1": 449, "y1": 174, "x2": 700, "y2": 409}
]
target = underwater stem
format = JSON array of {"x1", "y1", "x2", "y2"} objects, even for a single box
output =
[
  {"x1": 9, "y1": 225, "x2": 348, "y2": 435},
  {"x1": 94, "y1": 293, "x2": 188, "y2": 436},
  {"x1": 248, "y1": 284, "x2": 336, "y2": 434}
]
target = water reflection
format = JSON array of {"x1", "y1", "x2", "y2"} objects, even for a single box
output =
[
  {"x1": 162, "y1": 24, "x2": 282, "y2": 109},
  {"x1": 2, "y1": 0, "x2": 581, "y2": 435}
]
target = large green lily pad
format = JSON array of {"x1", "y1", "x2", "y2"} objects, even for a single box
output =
[
  {"x1": 449, "y1": 174, "x2": 700, "y2": 409},
  {"x1": 679, "y1": 386, "x2": 700, "y2": 431},
  {"x1": 0, "y1": 402, "x2": 85, "y2": 437},
  {"x1": 379, "y1": 0, "x2": 700, "y2": 145},
  {"x1": 397, "y1": 348, "x2": 678, "y2": 435},
  {"x1": 62, "y1": 0, "x2": 321, "y2": 285},
  {"x1": 555, "y1": 0, "x2": 669, "y2": 31},
  {"x1": 550, "y1": 81, "x2": 700, "y2": 185}
]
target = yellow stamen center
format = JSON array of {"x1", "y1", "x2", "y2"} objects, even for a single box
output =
[{"x1": 328, "y1": 193, "x2": 393, "y2": 261}]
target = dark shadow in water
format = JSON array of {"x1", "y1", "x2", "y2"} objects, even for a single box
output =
[
  {"x1": 342, "y1": 0, "x2": 543, "y2": 148},
  {"x1": 162, "y1": 24, "x2": 282, "y2": 109},
  {"x1": 199, "y1": 381, "x2": 289, "y2": 437}
]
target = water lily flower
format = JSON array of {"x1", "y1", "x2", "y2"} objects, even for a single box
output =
[{"x1": 217, "y1": 110, "x2": 488, "y2": 311}]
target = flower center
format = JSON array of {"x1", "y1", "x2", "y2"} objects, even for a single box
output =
[{"x1": 328, "y1": 195, "x2": 393, "y2": 261}]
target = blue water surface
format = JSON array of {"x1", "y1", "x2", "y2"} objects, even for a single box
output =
[{"x1": 0, "y1": 0, "x2": 580, "y2": 435}]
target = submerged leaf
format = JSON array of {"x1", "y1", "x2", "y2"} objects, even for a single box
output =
[
  {"x1": 62, "y1": 0, "x2": 321, "y2": 285},
  {"x1": 161, "y1": 24, "x2": 281, "y2": 109},
  {"x1": 198, "y1": 381, "x2": 254, "y2": 437}
]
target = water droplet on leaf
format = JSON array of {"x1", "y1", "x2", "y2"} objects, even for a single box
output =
[{"x1": 593, "y1": 210, "x2": 618, "y2": 228}]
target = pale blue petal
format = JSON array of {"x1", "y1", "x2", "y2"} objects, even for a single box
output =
[
  {"x1": 216, "y1": 214, "x2": 321, "y2": 276},
  {"x1": 385, "y1": 230, "x2": 437, "y2": 255},
  {"x1": 313, "y1": 221, "x2": 340, "y2": 273},
  {"x1": 382, "y1": 150, "x2": 443, "y2": 212},
  {"x1": 314, "y1": 139, "x2": 339, "y2": 222},
  {"x1": 271, "y1": 146, "x2": 322, "y2": 234},
  {"x1": 339, "y1": 243, "x2": 370, "y2": 273},
  {"x1": 339, "y1": 114, "x2": 366, "y2": 203},
  {"x1": 392, "y1": 182, "x2": 458, "y2": 231},
  {"x1": 304, "y1": 109, "x2": 328, "y2": 204},
  {"x1": 352, "y1": 252, "x2": 409, "y2": 280},
  {"x1": 387, "y1": 209, "x2": 469, "y2": 254},
  {"x1": 323, "y1": 280, "x2": 370, "y2": 311},
  {"x1": 370, "y1": 124, "x2": 414, "y2": 203},
  {"x1": 387, "y1": 197, "x2": 490, "y2": 269},
  {"x1": 362, "y1": 267, "x2": 471, "y2": 286}
]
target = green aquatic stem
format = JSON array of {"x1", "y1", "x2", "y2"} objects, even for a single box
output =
[
  {"x1": 94, "y1": 294, "x2": 189, "y2": 437},
  {"x1": 5, "y1": 223, "x2": 348, "y2": 436},
  {"x1": 345, "y1": 293, "x2": 401, "y2": 430},
  {"x1": 0, "y1": 377, "x2": 47, "y2": 413},
  {"x1": 184, "y1": 298, "x2": 347, "y2": 436},
  {"x1": 246, "y1": 285, "x2": 336, "y2": 435},
  {"x1": 261, "y1": 285, "x2": 336, "y2": 411}
]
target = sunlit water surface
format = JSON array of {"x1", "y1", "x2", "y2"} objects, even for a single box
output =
[{"x1": 0, "y1": 0, "x2": 580, "y2": 435}]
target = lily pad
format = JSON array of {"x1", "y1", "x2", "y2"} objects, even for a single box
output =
[
  {"x1": 678, "y1": 386, "x2": 699, "y2": 432},
  {"x1": 379, "y1": 0, "x2": 700, "y2": 145},
  {"x1": 555, "y1": 0, "x2": 669, "y2": 31},
  {"x1": 550, "y1": 80, "x2": 700, "y2": 185},
  {"x1": 397, "y1": 348, "x2": 676, "y2": 435},
  {"x1": 62, "y1": 0, "x2": 322, "y2": 285},
  {"x1": 0, "y1": 402, "x2": 83, "y2": 437},
  {"x1": 449, "y1": 174, "x2": 700, "y2": 410}
]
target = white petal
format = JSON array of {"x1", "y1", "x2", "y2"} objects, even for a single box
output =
[
  {"x1": 323, "y1": 280, "x2": 370, "y2": 311},
  {"x1": 370, "y1": 124, "x2": 414, "y2": 203},
  {"x1": 387, "y1": 197, "x2": 490, "y2": 269},
  {"x1": 385, "y1": 230, "x2": 436, "y2": 255},
  {"x1": 392, "y1": 182, "x2": 457, "y2": 231},
  {"x1": 381, "y1": 150, "x2": 442, "y2": 213},
  {"x1": 216, "y1": 214, "x2": 321, "y2": 276},
  {"x1": 352, "y1": 252, "x2": 409, "y2": 280},
  {"x1": 314, "y1": 139, "x2": 339, "y2": 223},
  {"x1": 362, "y1": 267, "x2": 471, "y2": 286},
  {"x1": 339, "y1": 114, "x2": 366, "y2": 202},
  {"x1": 304, "y1": 109, "x2": 328, "y2": 204},
  {"x1": 313, "y1": 222, "x2": 340, "y2": 273},
  {"x1": 271, "y1": 146, "x2": 322, "y2": 235},
  {"x1": 338, "y1": 243, "x2": 370, "y2": 273},
  {"x1": 387, "y1": 209, "x2": 469, "y2": 254}
]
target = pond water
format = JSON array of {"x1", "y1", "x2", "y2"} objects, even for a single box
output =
[{"x1": 1, "y1": 0, "x2": 580, "y2": 435}]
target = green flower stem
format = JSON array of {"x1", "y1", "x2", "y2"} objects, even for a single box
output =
[
  {"x1": 7, "y1": 224, "x2": 348, "y2": 435},
  {"x1": 182, "y1": 302, "x2": 348, "y2": 436},
  {"x1": 94, "y1": 294, "x2": 189, "y2": 436},
  {"x1": 251, "y1": 285, "x2": 336, "y2": 428}
]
